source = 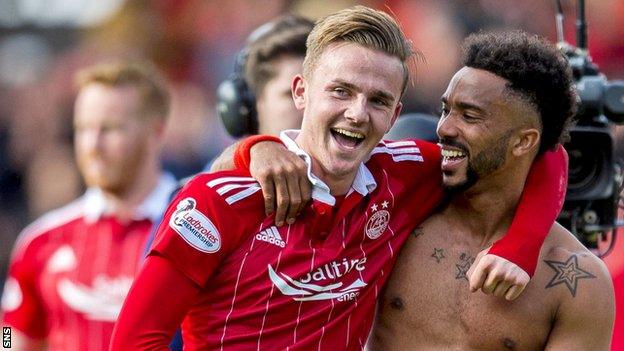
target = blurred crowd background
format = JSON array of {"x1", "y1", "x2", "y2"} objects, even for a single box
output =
[{"x1": 0, "y1": 0, "x2": 623, "y2": 289}]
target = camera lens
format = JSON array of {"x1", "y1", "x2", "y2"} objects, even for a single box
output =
[
  {"x1": 564, "y1": 128, "x2": 614, "y2": 201},
  {"x1": 567, "y1": 146, "x2": 602, "y2": 195}
]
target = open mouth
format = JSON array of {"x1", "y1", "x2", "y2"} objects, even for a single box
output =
[
  {"x1": 331, "y1": 128, "x2": 365, "y2": 149},
  {"x1": 440, "y1": 148, "x2": 467, "y2": 163}
]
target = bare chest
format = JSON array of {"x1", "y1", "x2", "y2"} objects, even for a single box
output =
[{"x1": 372, "y1": 225, "x2": 556, "y2": 350}]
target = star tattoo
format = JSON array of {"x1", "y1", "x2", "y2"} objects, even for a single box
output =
[
  {"x1": 544, "y1": 255, "x2": 596, "y2": 297},
  {"x1": 455, "y1": 253, "x2": 474, "y2": 280},
  {"x1": 412, "y1": 227, "x2": 423, "y2": 238},
  {"x1": 431, "y1": 248, "x2": 445, "y2": 263}
]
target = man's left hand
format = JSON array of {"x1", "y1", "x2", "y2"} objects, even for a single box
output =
[{"x1": 467, "y1": 249, "x2": 530, "y2": 301}]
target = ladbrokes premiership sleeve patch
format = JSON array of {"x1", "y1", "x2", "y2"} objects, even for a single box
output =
[{"x1": 169, "y1": 197, "x2": 221, "y2": 253}]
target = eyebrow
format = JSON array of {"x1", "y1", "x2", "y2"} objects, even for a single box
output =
[
  {"x1": 333, "y1": 79, "x2": 396, "y2": 103},
  {"x1": 440, "y1": 96, "x2": 488, "y2": 115}
]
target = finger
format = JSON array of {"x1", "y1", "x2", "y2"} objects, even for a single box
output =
[
  {"x1": 298, "y1": 176, "x2": 312, "y2": 215},
  {"x1": 467, "y1": 250, "x2": 487, "y2": 279},
  {"x1": 258, "y1": 174, "x2": 276, "y2": 216},
  {"x1": 468, "y1": 260, "x2": 488, "y2": 293},
  {"x1": 482, "y1": 270, "x2": 501, "y2": 295},
  {"x1": 505, "y1": 284, "x2": 525, "y2": 301},
  {"x1": 273, "y1": 173, "x2": 289, "y2": 226},
  {"x1": 299, "y1": 168, "x2": 312, "y2": 212},
  {"x1": 493, "y1": 280, "x2": 512, "y2": 299},
  {"x1": 285, "y1": 168, "x2": 302, "y2": 224}
]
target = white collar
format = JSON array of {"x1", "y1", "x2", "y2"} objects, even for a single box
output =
[
  {"x1": 279, "y1": 129, "x2": 377, "y2": 205},
  {"x1": 83, "y1": 172, "x2": 178, "y2": 223}
]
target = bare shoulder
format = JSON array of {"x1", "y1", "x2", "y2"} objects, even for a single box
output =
[
  {"x1": 537, "y1": 225, "x2": 615, "y2": 349},
  {"x1": 539, "y1": 222, "x2": 613, "y2": 299}
]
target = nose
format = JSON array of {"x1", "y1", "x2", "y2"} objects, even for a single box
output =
[
  {"x1": 78, "y1": 127, "x2": 104, "y2": 153},
  {"x1": 344, "y1": 96, "x2": 369, "y2": 124},
  {"x1": 436, "y1": 113, "x2": 459, "y2": 140}
]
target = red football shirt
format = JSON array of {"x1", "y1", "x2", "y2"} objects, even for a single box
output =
[
  {"x1": 149, "y1": 138, "x2": 444, "y2": 350},
  {"x1": 1, "y1": 174, "x2": 177, "y2": 351}
]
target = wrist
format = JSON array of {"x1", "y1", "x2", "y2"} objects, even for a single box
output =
[{"x1": 234, "y1": 135, "x2": 284, "y2": 170}]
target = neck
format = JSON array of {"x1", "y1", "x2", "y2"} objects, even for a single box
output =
[
  {"x1": 324, "y1": 172, "x2": 355, "y2": 196},
  {"x1": 294, "y1": 133, "x2": 358, "y2": 197},
  {"x1": 104, "y1": 160, "x2": 161, "y2": 222},
  {"x1": 445, "y1": 159, "x2": 532, "y2": 244}
]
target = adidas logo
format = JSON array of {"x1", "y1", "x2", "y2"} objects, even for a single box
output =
[{"x1": 256, "y1": 226, "x2": 286, "y2": 248}]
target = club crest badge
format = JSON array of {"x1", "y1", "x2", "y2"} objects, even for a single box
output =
[{"x1": 365, "y1": 200, "x2": 391, "y2": 239}]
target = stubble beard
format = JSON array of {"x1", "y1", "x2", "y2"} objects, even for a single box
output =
[{"x1": 443, "y1": 133, "x2": 510, "y2": 195}]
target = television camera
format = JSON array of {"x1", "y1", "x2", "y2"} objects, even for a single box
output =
[{"x1": 555, "y1": 0, "x2": 624, "y2": 251}]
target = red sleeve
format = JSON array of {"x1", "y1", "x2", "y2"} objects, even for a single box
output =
[
  {"x1": 2, "y1": 235, "x2": 49, "y2": 339},
  {"x1": 110, "y1": 255, "x2": 199, "y2": 350},
  {"x1": 149, "y1": 173, "x2": 249, "y2": 286},
  {"x1": 488, "y1": 145, "x2": 568, "y2": 276}
]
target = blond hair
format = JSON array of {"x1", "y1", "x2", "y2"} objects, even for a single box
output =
[
  {"x1": 75, "y1": 61, "x2": 170, "y2": 120},
  {"x1": 303, "y1": 6, "x2": 415, "y2": 95}
]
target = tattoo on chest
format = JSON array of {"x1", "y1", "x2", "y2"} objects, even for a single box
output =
[
  {"x1": 431, "y1": 248, "x2": 446, "y2": 263},
  {"x1": 412, "y1": 226, "x2": 424, "y2": 238},
  {"x1": 544, "y1": 254, "x2": 596, "y2": 297},
  {"x1": 455, "y1": 252, "x2": 475, "y2": 280}
]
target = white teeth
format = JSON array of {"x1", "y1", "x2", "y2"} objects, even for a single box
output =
[
  {"x1": 441, "y1": 149, "x2": 466, "y2": 158},
  {"x1": 333, "y1": 128, "x2": 365, "y2": 139}
]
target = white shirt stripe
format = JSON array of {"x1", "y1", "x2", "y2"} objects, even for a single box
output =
[
  {"x1": 383, "y1": 140, "x2": 417, "y2": 148},
  {"x1": 392, "y1": 154, "x2": 424, "y2": 162},
  {"x1": 370, "y1": 147, "x2": 421, "y2": 156},
  {"x1": 215, "y1": 183, "x2": 257, "y2": 196},
  {"x1": 225, "y1": 185, "x2": 262, "y2": 204},
  {"x1": 219, "y1": 239, "x2": 255, "y2": 351},
  {"x1": 207, "y1": 176, "x2": 257, "y2": 188}
]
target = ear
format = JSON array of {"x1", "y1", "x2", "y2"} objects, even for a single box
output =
[
  {"x1": 387, "y1": 102, "x2": 403, "y2": 133},
  {"x1": 511, "y1": 128, "x2": 540, "y2": 157},
  {"x1": 292, "y1": 74, "x2": 306, "y2": 110}
]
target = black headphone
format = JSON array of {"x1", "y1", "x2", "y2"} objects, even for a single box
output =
[
  {"x1": 216, "y1": 16, "x2": 313, "y2": 138},
  {"x1": 217, "y1": 20, "x2": 284, "y2": 138},
  {"x1": 216, "y1": 48, "x2": 258, "y2": 138}
]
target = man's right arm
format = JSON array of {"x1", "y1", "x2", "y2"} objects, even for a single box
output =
[
  {"x1": 111, "y1": 172, "x2": 250, "y2": 349},
  {"x1": 110, "y1": 255, "x2": 200, "y2": 350}
]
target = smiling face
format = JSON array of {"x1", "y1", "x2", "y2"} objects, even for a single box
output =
[
  {"x1": 436, "y1": 67, "x2": 533, "y2": 193},
  {"x1": 293, "y1": 42, "x2": 404, "y2": 193}
]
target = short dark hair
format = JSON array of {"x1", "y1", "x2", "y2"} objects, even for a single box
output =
[
  {"x1": 461, "y1": 30, "x2": 577, "y2": 154},
  {"x1": 244, "y1": 15, "x2": 314, "y2": 97}
]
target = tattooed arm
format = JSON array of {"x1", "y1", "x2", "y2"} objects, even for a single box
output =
[{"x1": 543, "y1": 225, "x2": 615, "y2": 350}]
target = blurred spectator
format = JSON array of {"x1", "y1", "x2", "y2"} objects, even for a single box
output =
[
  {"x1": 206, "y1": 14, "x2": 313, "y2": 173},
  {"x1": 0, "y1": 61, "x2": 177, "y2": 351},
  {"x1": 216, "y1": 14, "x2": 314, "y2": 138}
]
